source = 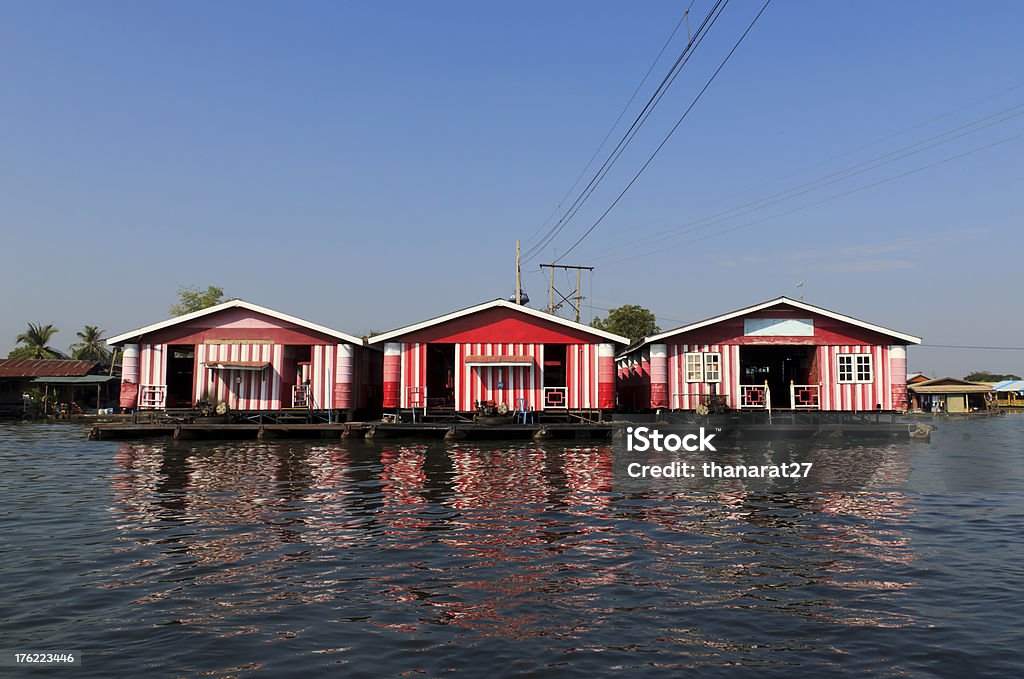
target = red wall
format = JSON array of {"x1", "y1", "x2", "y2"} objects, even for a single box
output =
[
  {"x1": 139, "y1": 308, "x2": 343, "y2": 346},
  {"x1": 392, "y1": 307, "x2": 609, "y2": 344},
  {"x1": 662, "y1": 307, "x2": 901, "y2": 347}
]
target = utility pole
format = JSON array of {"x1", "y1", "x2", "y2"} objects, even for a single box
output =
[
  {"x1": 540, "y1": 262, "x2": 593, "y2": 322},
  {"x1": 515, "y1": 240, "x2": 521, "y2": 304}
]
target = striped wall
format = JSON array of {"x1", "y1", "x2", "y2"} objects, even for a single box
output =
[
  {"x1": 195, "y1": 343, "x2": 284, "y2": 410},
  {"x1": 817, "y1": 345, "x2": 893, "y2": 411},
  {"x1": 399, "y1": 342, "x2": 427, "y2": 408},
  {"x1": 655, "y1": 343, "x2": 894, "y2": 411},
  {"x1": 456, "y1": 343, "x2": 543, "y2": 412},
  {"x1": 387, "y1": 341, "x2": 612, "y2": 411},
  {"x1": 134, "y1": 342, "x2": 357, "y2": 411},
  {"x1": 139, "y1": 343, "x2": 168, "y2": 406},
  {"x1": 310, "y1": 345, "x2": 338, "y2": 410},
  {"x1": 565, "y1": 344, "x2": 599, "y2": 409},
  {"x1": 667, "y1": 344, "x2": 741, "y2": 410}
]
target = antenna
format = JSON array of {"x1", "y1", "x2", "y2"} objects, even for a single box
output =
[{"x1": 795, "y1": 280, "x2": 806, "y2": 301}]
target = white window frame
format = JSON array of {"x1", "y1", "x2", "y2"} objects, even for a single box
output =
[
  {"x1": 703, "y1": 352, "x2": 722, "y2": 383},
  {"x1": 685, "y1": 351, "x2": 722, "y2": 383},
  {"x1": 685, "y1": 352, "x2": 703, "y2": 383},
  {"x1": 837, "y1": 353, "x2": 873, "y2": 384}
]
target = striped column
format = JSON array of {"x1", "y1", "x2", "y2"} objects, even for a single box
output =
[
  {"x1": 335, "y1": 344, "x2": 354, "y2": 411},
  {"x1": 890, "y1": 345, "x2": 908, "y2": 411},
  {"x1": 383, "y1": 343, "x2": 402, "y2": 409},
  {"x1": 649, "y1": 343, "x2": 668, "y2": 409},
  {"x1": 119, "y1": 343, "x2": 139, "y2": 408},
  {"x1": 597, "y1": 343, "x2": 616, "y2": 409}
]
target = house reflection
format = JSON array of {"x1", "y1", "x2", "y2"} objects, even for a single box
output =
[{"x1": 108, "y1": 439, "x2": 924, "y2": 644}]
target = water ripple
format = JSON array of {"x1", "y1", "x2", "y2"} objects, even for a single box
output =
[{"x1": 1, "y1": 418, "x2": 1024, "y2": 676}]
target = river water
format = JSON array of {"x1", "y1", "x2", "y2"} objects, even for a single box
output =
[{"x1": 2, "y1": 418, "x2": 1023, "y2": 677}]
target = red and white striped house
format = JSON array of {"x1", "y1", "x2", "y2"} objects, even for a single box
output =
[
  {"x1": 617, "y1": 297, "x2": 921, "y2": 412},
  {"x1": 107, "y1": 300, "x2": 380, "y2": 416},
  {"x1": 367, "y1": 299, "x2": 628, "y2": 414}
]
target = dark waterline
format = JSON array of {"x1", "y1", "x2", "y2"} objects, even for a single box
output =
[{"x1": 2, "y1": 419, "x2": 1023, "y2": 677}]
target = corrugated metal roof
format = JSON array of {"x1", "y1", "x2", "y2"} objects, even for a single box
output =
[
  {"x1": 992, "y1": 380, "x2": 1024, "y2": 391},
  {"x1": 908, "y1": 377, "x2": 993, "y2": 394},
  {"x1": 0, "y1": 359, "x2": 97, "y2": 378},
  {"x1": 32, "y1": 375, "x2": 118, "y2": 384}
]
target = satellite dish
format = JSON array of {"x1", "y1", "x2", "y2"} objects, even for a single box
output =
[{"x1": 507, "y1": 291, "x2": 530, "y2": 305}]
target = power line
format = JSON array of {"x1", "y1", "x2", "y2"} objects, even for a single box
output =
[
  {"x1": 604, "y1": 128, "x2": 1024, "y2": 266},
  {"x1": 521, "y1": 2, "x2": 695, "y2": 251},
  {"x1": 553, "y1": 0, "x2": 772, "y2": 263},
  {"x1": 583, "y1": 101, "x2": 1024, "y2": 262},
  {"x1": 522, "y1": 0, "x2": 732, "y2": 262},
  {"x1": 635, "y1": 79, "x2": 1024, "y2": 225},
  {"x1": 921, "y1": 345, "x2": 1024, "y2": 351}
]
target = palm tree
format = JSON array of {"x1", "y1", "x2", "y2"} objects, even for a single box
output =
[
  {"x1": 71, "y1": 325, "x2": 111, "y2": 363},
  {"x1": 14, "y1": 322, "x2": 61, "y2": 359}
]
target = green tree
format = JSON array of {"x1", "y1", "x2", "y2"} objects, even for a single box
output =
[
  {"x1": 13, "y1": 322, "x2": 61, "y2": 359},
  {"x1": 169, "y1": 285, "x2": 228, "y2": 316},
  {"x1": 70, "y1": 325, "x2": 111, "y2": 363},
  {"x1": 964, "y1": 371, "x2": 1022, "y2": 382},
  {"x1": 591, "y1": 305, "x2": 660, "y2": 345}
]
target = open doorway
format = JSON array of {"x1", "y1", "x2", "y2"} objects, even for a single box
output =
[
  {"x1": 426, "y1": 344, "x2": 455, "y2": 407},
  {"x1": 739, "y1": 345, "x2": 814, "y2": 409},
  {"x1": 166, "y1": 345, "x2": 196, "y2": 407},
  {"x1": 282, "y1": 346, "x2": 312, "y2": 407},
  {"x1": 542, "y1": 344, "x2": 567, "y2": 409},
  {"x1": 543, "y1": 345, "x2": 567, "y2": 387}
]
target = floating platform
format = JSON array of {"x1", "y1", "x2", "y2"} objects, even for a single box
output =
[
  {"x1": 86, "y1": 421, "x2": 615, "y2": 441},
  {"x1": 85, "y1": 419, "x2": 930, "y2": 442}
]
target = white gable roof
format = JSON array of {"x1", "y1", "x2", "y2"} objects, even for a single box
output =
[
  {"x1": 107, "y1": 300, "x2": 364, "y2": 346},
  {"x1": 368, "y1": 299, "x2": 629, "y2": 345},
  {"x1": 633, "y1": 296, "x2": 921, "y2": 350}
]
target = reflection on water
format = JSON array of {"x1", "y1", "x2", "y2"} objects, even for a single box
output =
[
  {"x1": 104, "y1": 439, "x2": 922, "y2": 669},
  {"x1": 3, "y1": 419, "x2": 1024, "y2": 677}
]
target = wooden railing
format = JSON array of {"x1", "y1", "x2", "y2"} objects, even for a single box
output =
[
  {"x1": 405, "y1": 386, "x2": 427, "y2": 408},
  {"x1": 740, "y1": 382, "x2": 770, "y2": 410},
  {"x1": 790, "y1": 382, "x2": 821, "y2": 409},
  {"x1": 543, "y1": 387, "x2": 568, "y2": 409},
  {"x1": 138, "y1": 384, "x2": 166, "y2": 409},
  {"x1": 292, "y1": 384, "x2": 310, "y2": 408}
]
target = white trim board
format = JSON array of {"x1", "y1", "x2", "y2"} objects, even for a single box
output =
[
  {"x1": 367, "y1": 299, "x2": 629, "y2": 345},
  {"x1": 107, "y1": 299, "x2": 365, "y2": 346},
  {"x1": 635, "y1": 296, "x2": 921, "y2": 350}
]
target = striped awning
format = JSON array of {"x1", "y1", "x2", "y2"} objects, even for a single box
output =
[
  {"x1": 465, "y1": 355, "x2": 533, "y2": 366},
  {"x1": 204, "y1": 361, "x2": 270, "y2": 371}
]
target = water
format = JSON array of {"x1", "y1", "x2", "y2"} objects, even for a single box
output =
[{"x1": 2, "y1": 418, "x2": 1023, "y2": 677}]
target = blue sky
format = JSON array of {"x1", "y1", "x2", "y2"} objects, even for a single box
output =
[{"x1": 2, "y1": 1, "x2": 1022, "y2": 377}]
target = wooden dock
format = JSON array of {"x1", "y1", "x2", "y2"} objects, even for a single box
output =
[
  {"x1": 87, "y1": 421, "x2": 616, "y2": 441},
  {"x1": 86, "y1": 419, "x2": 930, "y2": 442}
]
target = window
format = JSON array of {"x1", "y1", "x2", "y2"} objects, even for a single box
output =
[
  {"x1": 704, "y1": 352, "x2": 721, "y2": 382},
  {"x1": 685, "y1": 352, "x2": 722, "y2": 383},
  {"x1": 837, "y1": 353, "x2": 872, "y2": 383},
  {"x1": 856, "y1": 354, "x2": 872, "y2": 382},
  {"x1": 685, "y1": 353, "x2": 703, "y2": 382}
]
